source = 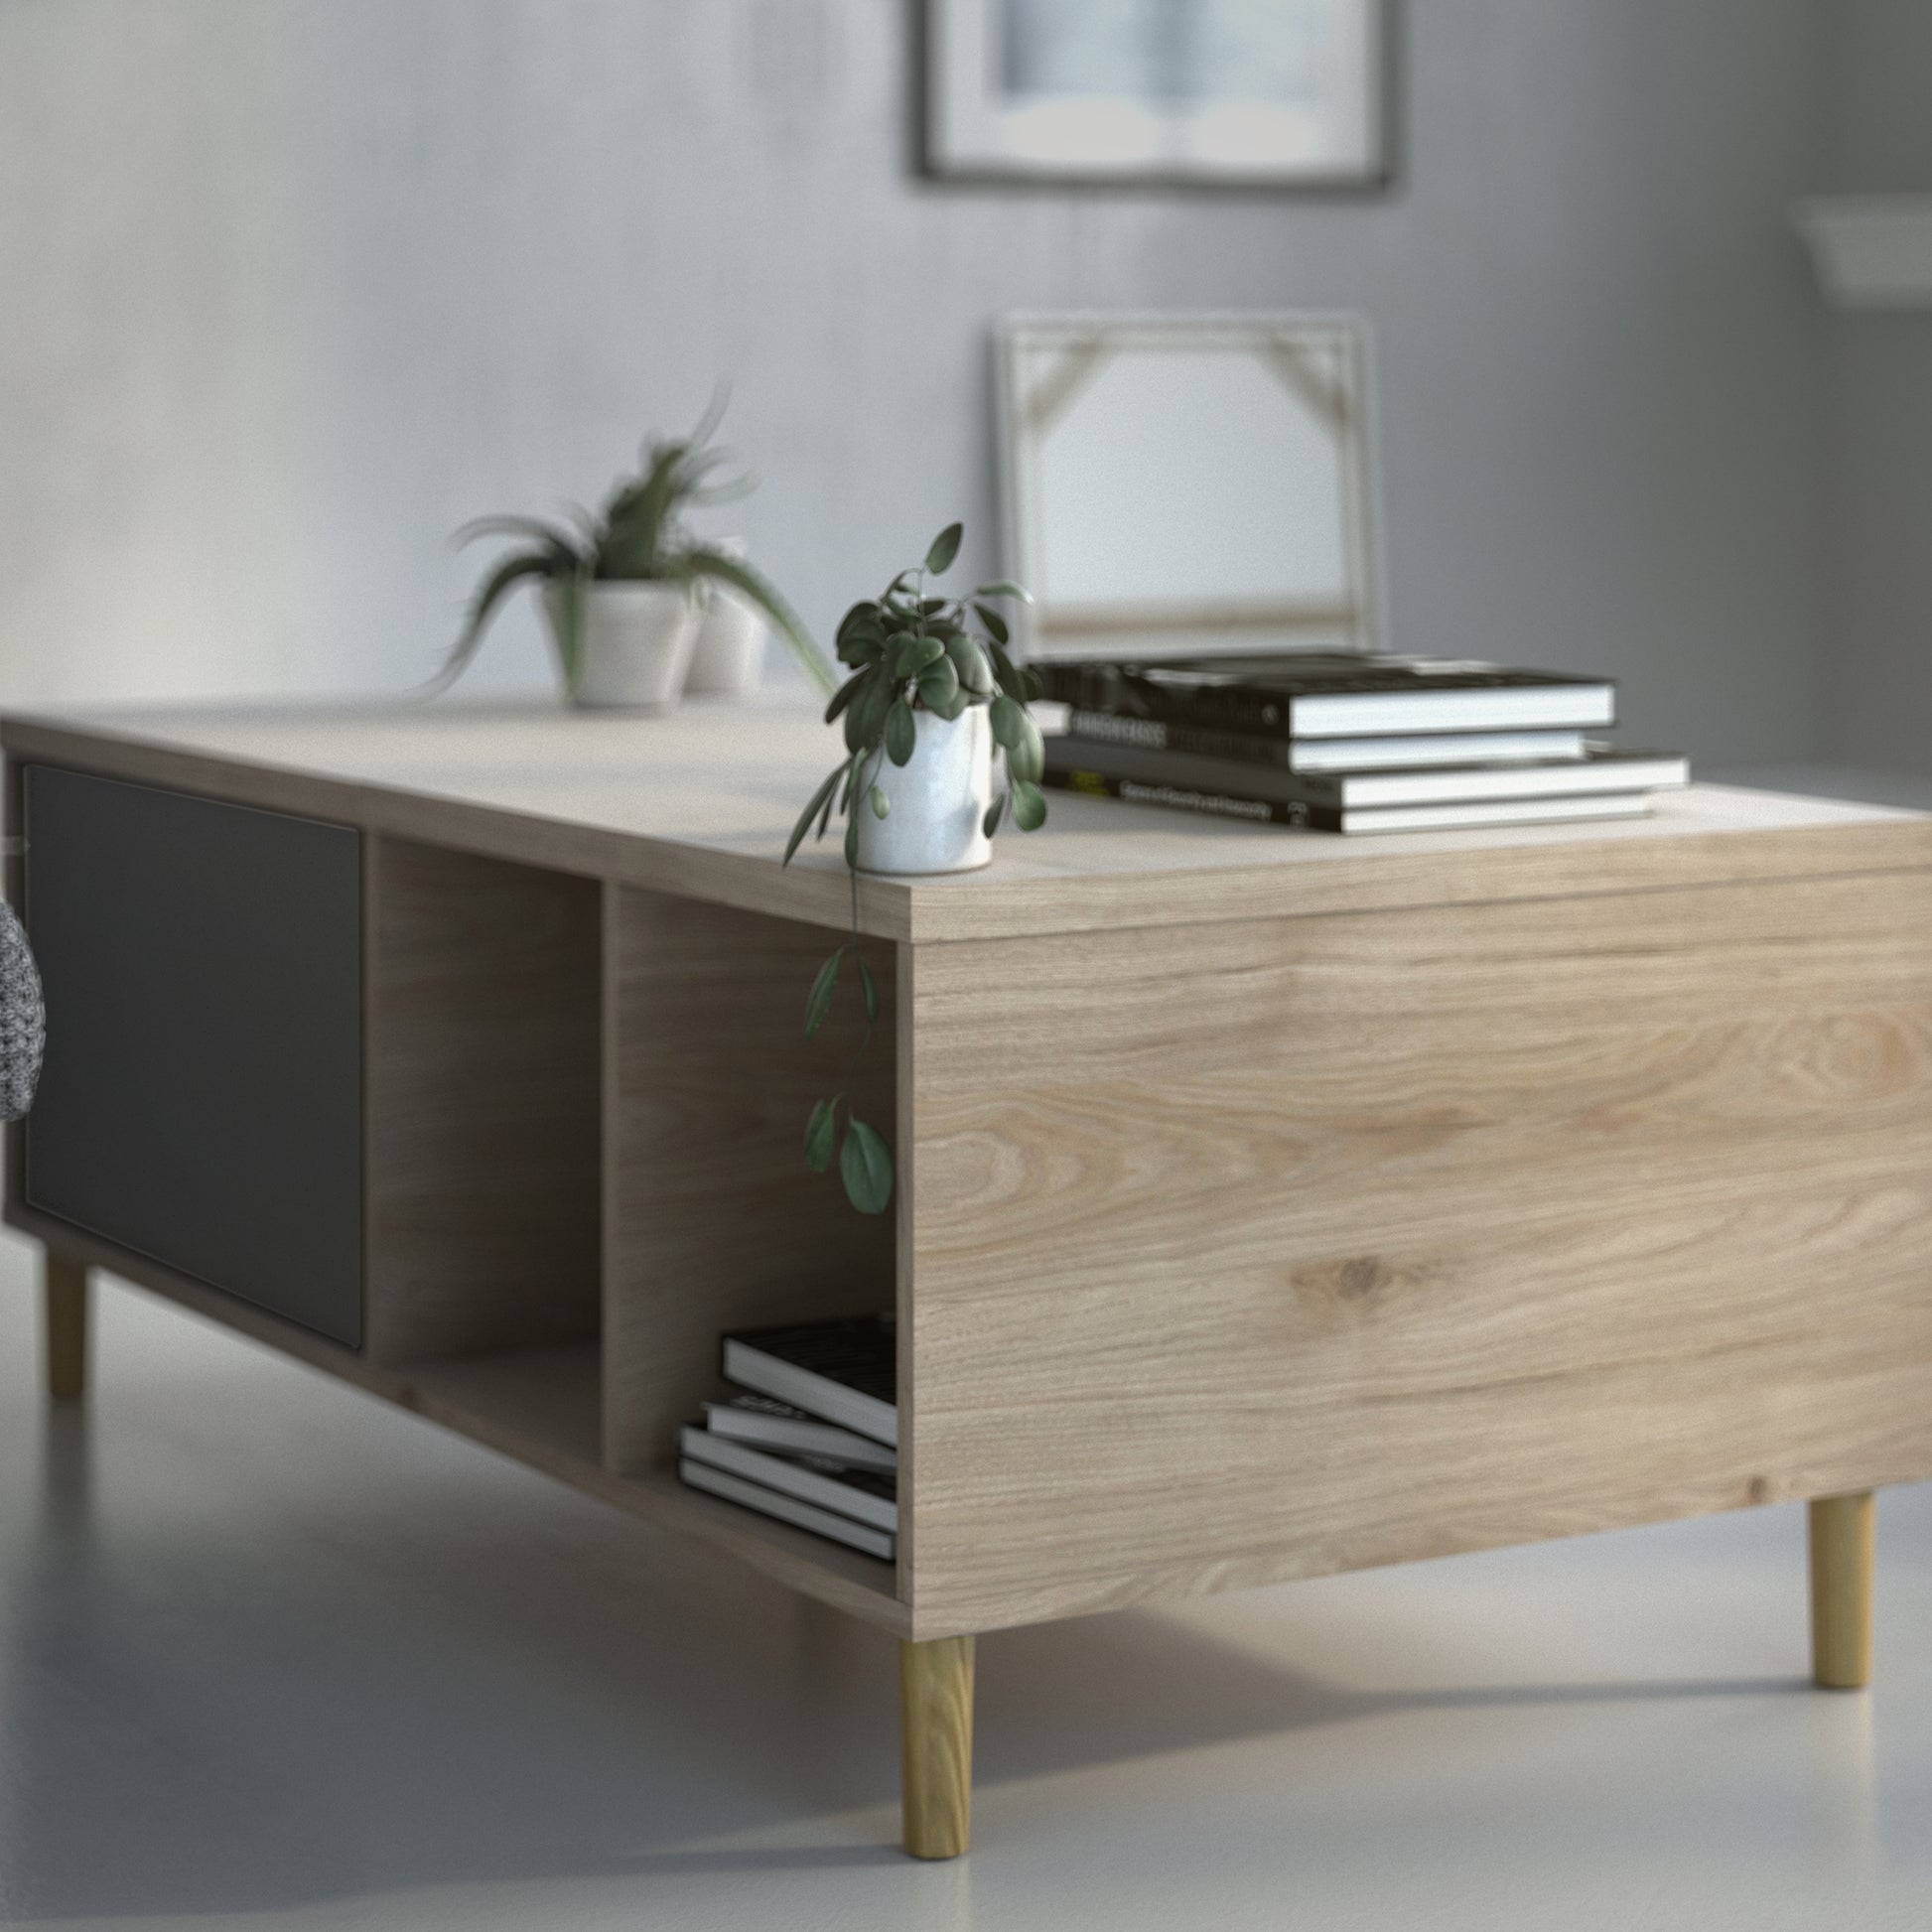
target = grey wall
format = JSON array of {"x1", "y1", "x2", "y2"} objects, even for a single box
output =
[
  {"x1": 0, "y1": 1, "x2": 1826, "y2": 762},
  {"x1": 1816, "y1": 0, "x2": 1932, "y2": 772}
]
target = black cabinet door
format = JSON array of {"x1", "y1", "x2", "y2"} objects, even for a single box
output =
[{"x1": 23, "y1": 766, "x2": 363, "y2": 1346}]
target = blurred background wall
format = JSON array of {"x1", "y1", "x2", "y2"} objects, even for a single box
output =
[
  {"x1": 1816, "y1": 0, "x2": 1932, "y2": 774},
  {"x1": 0, "y1": 1, "x2": 1878, "y2": 767}
]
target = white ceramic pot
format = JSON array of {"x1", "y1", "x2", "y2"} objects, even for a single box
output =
[
  {"x1": 684, "y1": 583, "x2": 767, "y2": 698},
  {"x1": 854, "y1": 706, "x2": 993, "y2": 876},
  {"x1": 545, "y1": 581, "x2": 699, "y2": 711}
]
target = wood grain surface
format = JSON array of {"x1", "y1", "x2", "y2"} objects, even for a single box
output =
[
  {"x1": 898, "y1": 869, "x2": 1932, "y2": 1634},
  {"x1": 1809, "y1": 1492, "x2": 1875, "y2": 1688},
  {"x1": 899, "y1": 1635, "x2": 974, "y2": 1859},
  {"x1": 7, "y1": 705, "x2": 1931, "y2": 944},
  {"x1": 364, "y1": 836, "x2": 603, "y2": 1364},
  {"x1": 602, "y1": 887, "x2": 898, "y2": 1481}
]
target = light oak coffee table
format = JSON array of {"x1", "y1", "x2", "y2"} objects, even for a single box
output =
[{"x1": 7, "y1": 698, "x2": 1926, "y2": 1858}]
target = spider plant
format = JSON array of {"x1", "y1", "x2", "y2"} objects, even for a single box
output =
[{"x1": 434, "y1": 396, "x2": 835, "y2": 696}]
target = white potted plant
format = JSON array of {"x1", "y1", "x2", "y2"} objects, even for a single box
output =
[
  {"x1": 781, "y1": 522, "x2": 1046, "y2": 1213},
  {"x1": 435, "y1": 402, "x2": 834, "y2": 708},
  {"x1": 684, "y1": 536, "x2": 769, "y2": 699}
]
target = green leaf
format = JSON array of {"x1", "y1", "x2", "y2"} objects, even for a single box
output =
[
  {"x1": 836, "y1": 621, "x2": 884, "y2": 668},
  {"x1": 804, "y1": 947, "x2": 843, "y2": 1038},
  {"x1": 916, "y1": 655, "x2": 960, "y2": 713},
  {"x1": 982, "y1": 792, "x2": 1008, "y2": 839},
  {"x1": 845, "y1": 670, "x2": 893, "y2": 753},
  {"x1": 971, "y1": 579, "x2": 1034, "y2": 604},
  {"x1": 1007, "y1": 712, "x2": 1045, "y2": 784},
  {"x1": 549, "y1": 570, "x2": 588, "y2": 692},
  {"x1": 824, "y1": 673, "x2": 866, "y2": 724},
  {"x1": 858, "y1": 957, "x2": 879, "y2": 1023},
  {"x1": 988, "y1": 642, "x2": 1030, "y2": 705},
  {"x1": 454, "y1": 513, "x2": 579, "y2": 555},
  {"x1": 1023, "y1": 665, "x2": 1043, "y2": 702},
  {"x1": 430, "y1": 548, "x2": 557, "y2": 693},
  {"x1": 817, "y1": 759, "x2": 844, "y2": 839},
  {"x1": 844, "y1": 815, "x2": 861, "y2": 869},
  {"x1": 1011, "y1": 778, "x2": 1048, "y2": 831},
  {"x1": 918, "y1": 597, "x2": 949, "y2": 616},
  {"x1": 973, "y1": 603, "x2": 1010, "y2": 646},
  {"x1": 989, "y1": 693, "x2": 1025, "y2": 751},
  {"x1": 892, "y1": 632, "x2": 945, "y2": 680},
  {"x1": 929, "y1": 686, "x2": 970, "y2": 723},
  {"x1": 784, "y1": 766, "x2": 843, "y2": 867},
  {"x1": 886, "y1": 699, "x2": 916, "y2": 766},
  {"x1": 804, "y1": 1098, "x2": 838, "y2": 1173},
  {"x1": 944, "y1": 634, "x2": 995, "y2": 696},
  {"x1": 869, "y1": 783, "x2": 891, "y2": 819},
  {"x1": 840, "y1": 1118, "x2": 896, "y2": 1214},
  {"x1": 924, "y1": 522, "x2": 963, "y2": 575}
]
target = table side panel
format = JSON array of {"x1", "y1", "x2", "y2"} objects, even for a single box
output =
[{"x1": 901, "y1": 868, "x2": 1932, "y2": 1635}]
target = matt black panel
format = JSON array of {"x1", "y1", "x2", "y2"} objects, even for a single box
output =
[{"x1": 23, "y1": 766, "x2": 363, "y2": 1346}]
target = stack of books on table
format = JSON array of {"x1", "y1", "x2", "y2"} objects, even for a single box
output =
[
  {"x1": 1036, "y1": 654, "x2": 1690, "y2": 835},
  {"x1": 677, "y1": 1313, "x2": 897, "y2": 1562}
]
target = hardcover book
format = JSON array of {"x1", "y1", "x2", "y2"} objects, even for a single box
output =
[
  {"x1": 1044, "y1": 735, "x2": 1687, "y2": 812},
  {"x1": 1066, "y1": 711, "x2": 1590, "y2": 773},
  {"x1": 679, "y1": 1424, "x2": 897, "y2": 1533},
  {"x1": 1043, "y1": 764, "x2": 1656, "y2": 835},
  {"x1": 677, "y1": 1459, "x2": 896, "y2": 1562},
  {"x1": 702, "y1": 1394, "x2": 897, "y2": 1471},
  {"x1": 720, "y1": 1314, "x2": 897, "y2": 1448},
  {"x1": 1038, "y1": 655, "x2": 1617, "y2": 740}
]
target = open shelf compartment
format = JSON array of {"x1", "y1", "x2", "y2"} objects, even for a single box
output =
[
  {"x1": 599, "y1": 885, "x2": 899, "y2": 1563},
  {"x1": 362, "y1": 835, "x2": 605, "y2": 1459}
]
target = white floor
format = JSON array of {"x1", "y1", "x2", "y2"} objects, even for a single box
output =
[{"x1": 2, "y1": 1239, "x2": 1930, "y2": 1932}]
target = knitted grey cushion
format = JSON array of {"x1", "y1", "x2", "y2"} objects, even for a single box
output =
[{"x1": 0, "y1": 902, "x2": 44, "y2": 1120}]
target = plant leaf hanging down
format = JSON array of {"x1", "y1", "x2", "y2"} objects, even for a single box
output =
[{"x1": 781, "y1": 522, "x2": 1047, "y2": 1215}]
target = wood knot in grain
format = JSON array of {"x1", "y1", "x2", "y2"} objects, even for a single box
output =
[{"x1": 1289, "y1": 1254, "x2": 1399, "y2": 1323}]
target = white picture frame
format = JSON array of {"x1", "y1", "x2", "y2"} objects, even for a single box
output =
[
  {"x1": 928, "y1": 0, "x2": 1390, "y2": 188},
  {"x1": 998, "y1": 313, "x2": 1384, "y2": 664}
]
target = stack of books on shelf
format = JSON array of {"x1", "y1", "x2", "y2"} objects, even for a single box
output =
[
  {"x1": 677, "y1": 1314, "x2": 897, "y2": 1562},
  {"x1": 1036, "y1": 654, "x2": 1690, "y2": 835}
]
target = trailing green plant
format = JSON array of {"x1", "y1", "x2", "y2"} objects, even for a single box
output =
[
  {"x1": 782, "y1": 521, "x2": 1046, "y2": 1215},
  {"x1": 433, "y1": 394, "x2": 835, "y2": 696}
]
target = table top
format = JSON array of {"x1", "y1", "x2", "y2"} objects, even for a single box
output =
[{"x1": 6, "y1": 695, "x2": 1929, "y2": 943}]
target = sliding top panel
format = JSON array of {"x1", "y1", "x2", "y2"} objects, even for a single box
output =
[
  {"x1": 5, "y1": 706, "x2": 1930, "y2": 946},
  {"x1": 21, "y1": 765, "x2": 363, "y2": 1345}
]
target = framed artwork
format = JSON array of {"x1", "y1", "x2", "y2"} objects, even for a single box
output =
[
  {"x1": 927, "y1": 0, "x2": 1391, "y2": 188},
  {"x1": 998, "y1": 313, "x2": 1382, "y2": 662}
]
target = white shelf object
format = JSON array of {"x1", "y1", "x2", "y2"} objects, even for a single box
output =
[{"x1": 1793, "y1": 195, "x2": 1932, "y2": 309}]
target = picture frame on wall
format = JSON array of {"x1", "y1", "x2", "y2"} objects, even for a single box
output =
[{"x1": 926, "y1": 0, "x2": 1391, "y2": 188}]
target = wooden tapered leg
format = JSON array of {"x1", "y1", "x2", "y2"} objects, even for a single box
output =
[
  {"x1": 1809, "y1": 1492, "x2": 1874, "y2": 1689},
  {"x1": 45, "y1": 1250, "x2": 89, "y2": 1403},
  {"x1": 900, "y1": 1635, "x2": 974, "y2": 1859}
]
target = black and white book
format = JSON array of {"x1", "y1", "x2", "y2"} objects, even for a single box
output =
[
  {"x1": 720, "y1": 1314, "x2": 897, "y2": 1448},
  {"x1": 1038, "y1": 655, "x2": 1617, "y2": 740},
  {"x1": 702, "y1": 1395, "x2": 897, "y2": 1471},
  {"x1": 1044, "y1": 735, "x2": 1685, "y2": 812},
  {"x1": 1043, "y1": 765, "x2": 1655, "y2": 835},
  {"x1": 679, "y1": 1424, "x2": 897, "y2": 1533},
  {"x1": 1067, "y1": 710, "x2": 1589, "y2": 773},
  {"x1": 678, "y1": 1459, "x2": 896, "y2": 1562}
]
